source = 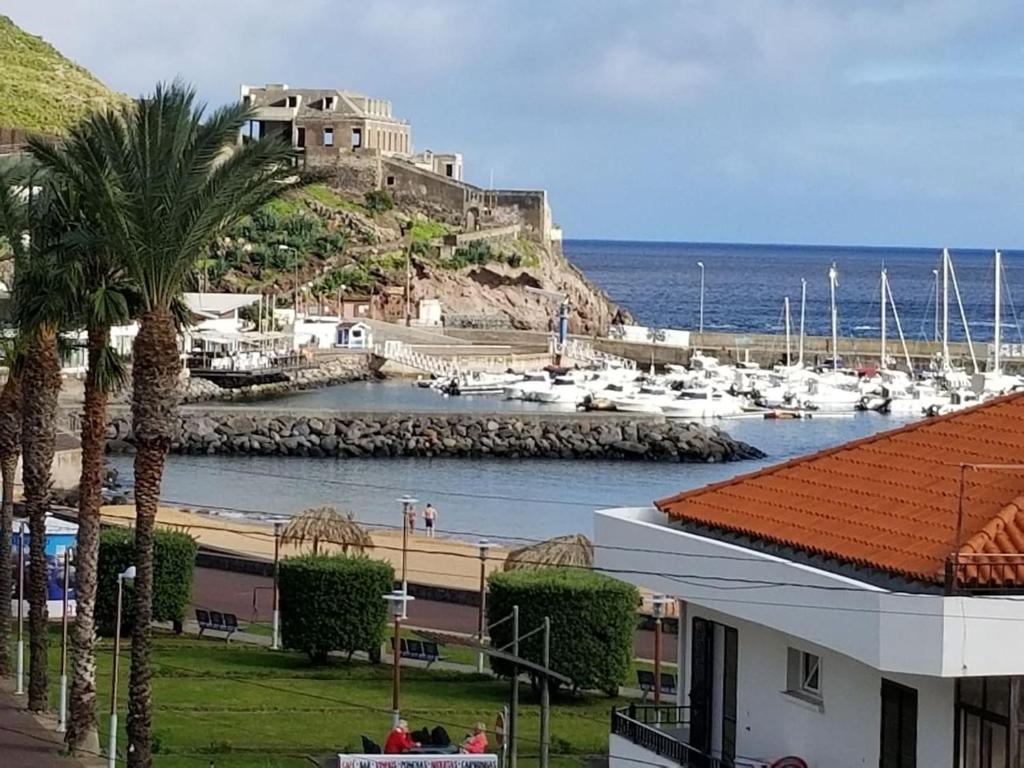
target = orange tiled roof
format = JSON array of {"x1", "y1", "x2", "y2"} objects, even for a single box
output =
[{"x1": 655, "y1": 392, "x2": 1024, "y2": 585}]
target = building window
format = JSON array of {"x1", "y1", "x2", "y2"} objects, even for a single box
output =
[
  {"x1": 786, "y1": 648, "x2": 822, "y2": 704},
  {"x1": 386, "y1": 176, "x2": 395, "y2": 186},
  {"x1": 445, "y1": 163, "x2": 454, "y2": 177},
  {"x1": 323, "y1": 127, "x2": 334, "y2": 147},
  {"x1": 351, "y1": 128, "x2": 362, "y2": 149},
  {"x1": 287, "y1": 95, "x2": 298, "y2": 108},
  {"x1": 324, "y1": 96, "x2": 335, "y2": 110},
  {"x1": 296, "y1": 127, "x2": 306, "y2": 149}
]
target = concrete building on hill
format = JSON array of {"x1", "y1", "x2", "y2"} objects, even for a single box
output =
[{"x1": 240, "y1": 83, "x2": 412, "y2": 159}]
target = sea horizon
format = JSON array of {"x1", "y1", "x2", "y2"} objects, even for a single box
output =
[{"x1": 565, "y1": 236, "x2": 1024, "y2": 256}]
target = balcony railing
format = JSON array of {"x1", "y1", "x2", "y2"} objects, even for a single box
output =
[
  {"x1": 946, "y1": 552, "x2": 1024, "y2": 593},
  {"x1": 611, "y1": 704, "x2": 725, "y2": 767}
]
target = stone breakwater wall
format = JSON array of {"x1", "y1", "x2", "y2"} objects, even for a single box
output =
[{"x1": 105, "y1": 410, "x2": 765, "y2": 463}]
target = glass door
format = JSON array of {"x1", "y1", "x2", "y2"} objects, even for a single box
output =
[{"x1": 956, "y1": 678, "x2": 1009, "y2": 768}]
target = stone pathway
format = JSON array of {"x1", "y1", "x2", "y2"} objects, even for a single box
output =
[{"x1": 0, "y1": 682, "x2": 90, "y2": 767}]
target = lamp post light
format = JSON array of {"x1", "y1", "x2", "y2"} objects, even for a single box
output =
[
  {"x1": 15, "y1": 521, "x2": 25, "y2": 696},
  {"x1": 109, "y1": 565, "x2": 136, "y2": 768},
  {"x1": 397, "y1": 496, "x2": 418, "y2": 594},
  {"x1": 697, "y1": 262, "x2": 705, "y2": 335},
  {"x1": 278, "y1": 244, "x2": 298, "y2": 320},
  {"x1": 651, "y1": 595, "x2": 671, "y2": 709},
  {"x1": 383, "y1": 589, "x2": 414, "y2": 728},
  {"x1": 477, "y1": 540, "x2": 491, "y2": 673}
]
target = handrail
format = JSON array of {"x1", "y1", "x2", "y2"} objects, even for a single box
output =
[{"x1": 611, "y1": 705, "x2": 723, "y2": 767}]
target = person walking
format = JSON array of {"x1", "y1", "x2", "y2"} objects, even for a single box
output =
[
  {"x1": 423, "y1": 503, "x2": 437, "y2": 538},
  {"x1": 405, "y1": 504, "x2": 416, "y2": 536}
]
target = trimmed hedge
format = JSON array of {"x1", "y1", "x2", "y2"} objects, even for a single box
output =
[
  {"x1": 279, "y1": 555, "x2": 394, "y2": 663},
  {"x1": 97, "y1": 527, "x2": 198, "y2": 636},
  {"x1": 487, "y1": 568, "x2": 638, "y2": 694}
]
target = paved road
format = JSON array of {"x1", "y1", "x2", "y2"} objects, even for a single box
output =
[
  {"x1": 0, "y1": 683, "x2": 86, "y2": 767},
  {"x1": 192, "y1": 566, "x2": 678, "y2": 663}
]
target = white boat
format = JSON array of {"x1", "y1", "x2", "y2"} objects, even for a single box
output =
[
  {"x1": 535, "y1": 375, "x2": 587, "y2": 404},
  {"x1": 662, "y1": 389, "x2": 746, "y2": 419},
  {"x1": 503, "y1": 371, "x2": 550, "y2": 400}
]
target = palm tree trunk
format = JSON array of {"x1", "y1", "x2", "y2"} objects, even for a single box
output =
[
  {"x1": 127, "y1": 308, "x2": 180, "y2": 768},
  {"x1": 21, "y1": 330, "x2": 61, "y2": 711},
  {"x1": 66, "y1": 325, "x2": 108, "y2": 754},
  {"x1": 0, "y1": 371, "x2": 22, "y2": 678}
]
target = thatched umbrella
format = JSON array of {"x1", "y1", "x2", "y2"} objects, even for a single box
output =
[
  {"x1": 281, "y1": 506, "x2": 373, "y2": 555},
  {"x1": 503, "y1": 533, "x2": 594, "y2": 571}
]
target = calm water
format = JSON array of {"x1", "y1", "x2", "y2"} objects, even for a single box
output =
[
  {"x1": 565, "y1": 240, "x2": 1024, "y2": 343},
  {"x1": 109, "y1": 411, "x2": 911, "y2": 541}
]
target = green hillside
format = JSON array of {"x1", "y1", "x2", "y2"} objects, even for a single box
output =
[{"x1": 0, "y1": 15, "x2": 125, "y2": 135}]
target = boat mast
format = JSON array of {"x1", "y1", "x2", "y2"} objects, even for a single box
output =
[
  {"x1": 829, "y1": 262, "x2": 839, "y2": 371},
  {"x1": 942, "y1": 248, "x2": 950, "y2": 370},
  {"x1": 884, "y1": 274, "x2": 914, "y2": 372},
  {"x1": 947, "y1": 254, "x2": 979, "y2": 373},
  {"x1": 784, "y1": 296, "x2": 792, "y2": 365},
  {"x1": 995, "y1": 249, "x2": 1002, "y2": 375},
  {"x1": 880, "y1": 267, "x2": 887, "y2": 370},
  {"x1": 799, "y1": 278, "x2": 806, "y2": 368}
]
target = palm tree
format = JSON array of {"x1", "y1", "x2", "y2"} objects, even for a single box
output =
[
  {"x1": 32, "y1": 112, "x2": 134, "y2": 755},
  {"x1": 503, "y1": 533, "x2": 594, "y2": 571},
  {"x1": 66, "y1": 82, "x2": 292, "y2": 767},
  {"x1": 0, "y1": 336, "x2": 24, "y2": 677},
  {"x1": 0, "y1": 166, "x2": 75, "y2": 712},
  {"x1": 281, "y1": 506, "x2": 372, "y2": 555}
]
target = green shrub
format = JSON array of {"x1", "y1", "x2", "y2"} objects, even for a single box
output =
[
  {"x1": 487, "y1": 568, "x2": 638, "y2": 694},
  {"x1": 363, "y1": 189, "x2": 394, "y2": 214},
  {"x1": 96, "y1": 527, "x2": 198, "y2": 635},
  {"x1": 279, "y1": 555, "x2": 394, "y2": 663}
]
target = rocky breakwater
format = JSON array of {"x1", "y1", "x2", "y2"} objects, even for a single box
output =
[{"x1": 105, "y1": 411, "x2": 765, "y2": 463}]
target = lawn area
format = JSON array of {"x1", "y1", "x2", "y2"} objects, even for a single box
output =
[
  {"x1": 24, "y1": 630, "x2": 622, "y2": 767},
  {"x1": 303, "y1": 183, "x2": 367, "y2": 213},
  {"x1": 409, "y1": 219, "x2": 452, "y2": 243}
]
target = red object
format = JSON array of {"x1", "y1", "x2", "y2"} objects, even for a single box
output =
[
  {"x1": 656, "y1": 392, "x2": 1024, "y2": 585},
  {"x1": 463, "y1": 733, "x2": 488, "y2": 754},
  {"x1": 384, "y1": 729, "x2": 417, "y2": 754}
]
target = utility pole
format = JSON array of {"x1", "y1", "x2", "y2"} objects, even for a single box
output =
[
  {"x1": 697, "y1": 261, "x2": 705, "y2": 335},
  {"x1": 510, "y1": 605, "x2": 519, "y2": 768},
  {"x1": 540, "y1": 617, "x2": 551, "y2": 768},
  {"x1": 398, "y1": 496, "x2": 417, "y2": 594}
]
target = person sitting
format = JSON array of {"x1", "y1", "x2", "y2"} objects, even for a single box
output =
[
  {"x1": 384, "y1": 720, "x2": 419, "y2": 754},
  {"x1": 461, "y1": 723, "x2": 488, "y2": 754}
]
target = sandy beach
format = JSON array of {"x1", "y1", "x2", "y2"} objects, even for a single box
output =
[{"x1": 99, "y1": 504, "x2": 507, "y2": 592}]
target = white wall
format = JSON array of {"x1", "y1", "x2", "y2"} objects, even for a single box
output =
[
  {"x1": 685, "y1": 604, "x2": 954, "y2": 768},
  {"x1": 594, "y1": 507, "x2": 1024, "y2": 678}
]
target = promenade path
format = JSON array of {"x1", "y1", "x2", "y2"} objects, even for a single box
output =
[{"x1": 0, "y1": 682, "x2": 90, "y2": 768}]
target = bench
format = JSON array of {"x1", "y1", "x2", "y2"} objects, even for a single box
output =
[
  {"x1": 391, "y1": 637, "x2": 446, "y2": 667},
  {"x1": 195, "y1": 609, "x2": 239, "y2": 641},
  {"x1": 636, "y1": 669, "x2": 677, "y2": 700}
]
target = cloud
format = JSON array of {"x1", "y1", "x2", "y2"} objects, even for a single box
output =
[{"x1": 577, "y1": 42, "x2": 715, "y2": 104}]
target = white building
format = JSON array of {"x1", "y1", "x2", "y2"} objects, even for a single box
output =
[{"x1": 597, "y1": 392, "x2": 1024, "y2": 768}]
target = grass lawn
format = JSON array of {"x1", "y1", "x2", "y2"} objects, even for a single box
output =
[
  {"x1": 409, "y1": 219, "x2": 452, "y2": 243},
  {"x1": 303, "y1": 183, "x2": 367, "y2": 214},
  {"x1": 23, "y1": 629, "x2": 623, "y2": 767}
]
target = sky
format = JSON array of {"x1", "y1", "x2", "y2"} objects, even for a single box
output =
[{"x1": 7, "y1": 1, "x2": 1024, "y2": 248}]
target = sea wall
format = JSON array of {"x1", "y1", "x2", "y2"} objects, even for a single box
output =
[{"x1": 104, "y1": 411, "x2": 765, "y2": 463}]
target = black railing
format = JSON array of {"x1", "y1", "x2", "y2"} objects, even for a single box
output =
[{"x1": 611, "y1": 705, "x2": 725, "y2": 767}]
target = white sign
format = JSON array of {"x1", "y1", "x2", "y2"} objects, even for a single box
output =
[{"x1": 337, "y1": 756, "x2": 497, "y2": 768}]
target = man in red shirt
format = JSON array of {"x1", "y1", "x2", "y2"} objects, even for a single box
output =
[
  {"x1": 462, "y1": 723, "x2": 488, "y2": 754},
  {"x1": 384, "y1": 720, "x2": 418, "y2": 754}
]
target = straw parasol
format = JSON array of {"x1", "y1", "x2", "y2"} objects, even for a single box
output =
[
  {"x1": 281, "y1": 506, "x2": 373, "y2": 555},
  {"x1": 503, "y1": 533, "x2": 594, "y2": 571}
]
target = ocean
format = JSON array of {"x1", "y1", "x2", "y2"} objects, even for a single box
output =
[{"x1": 564, "y1": 240, "x2": 1024, "y2": 343}]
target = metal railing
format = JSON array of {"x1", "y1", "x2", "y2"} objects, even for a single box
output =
[
  {"x1": 562, "y1": 338, "x2": 636, "y2": 370},
  {"x1": 611, "y1": 705, "x2": 724, "y2": 767},
  {"x1": 372, "y1": 341, "x2": 459, "y2": 378},
  {"x1": 946, "y1": 552, "x2": 1024, "y2": 593}
]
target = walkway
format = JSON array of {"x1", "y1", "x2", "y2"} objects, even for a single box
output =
[{"x1": 0, "y1": 682, "x2": 88, "y2": 767}]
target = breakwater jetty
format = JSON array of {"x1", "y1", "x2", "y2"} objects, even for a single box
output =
[{"x1": 104, "y1": 410, "x2": 765, "y2": 463}]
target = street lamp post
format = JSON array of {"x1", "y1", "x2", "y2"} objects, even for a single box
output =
[
  {"x1": 15, "y1": 521, "x2": 25, "y2": 695},
  {"x1": 58, "y1": 547, "x2": 72, "y2": 732},
  {"x1": 397, "y1": 496, "x2": 417, "y2": 594},
  {"x1": 109, "y1": 565, "x2": 136, "y2": 768},
  {"x1": 477, "y1": 540, "x2": 491, "y2": 673},
  {"x1": 651, "y1": 595, "x2": 671, "y2": 709},
  {"x1": 272, "y1": 522, "x2": 282, "y2": 650},
  {"x1": 697, "y1": 262, "x2": 705, "y2": 335},
  {"x1": 383, "y1": 589, "x2": 414, "y2": 728}
]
